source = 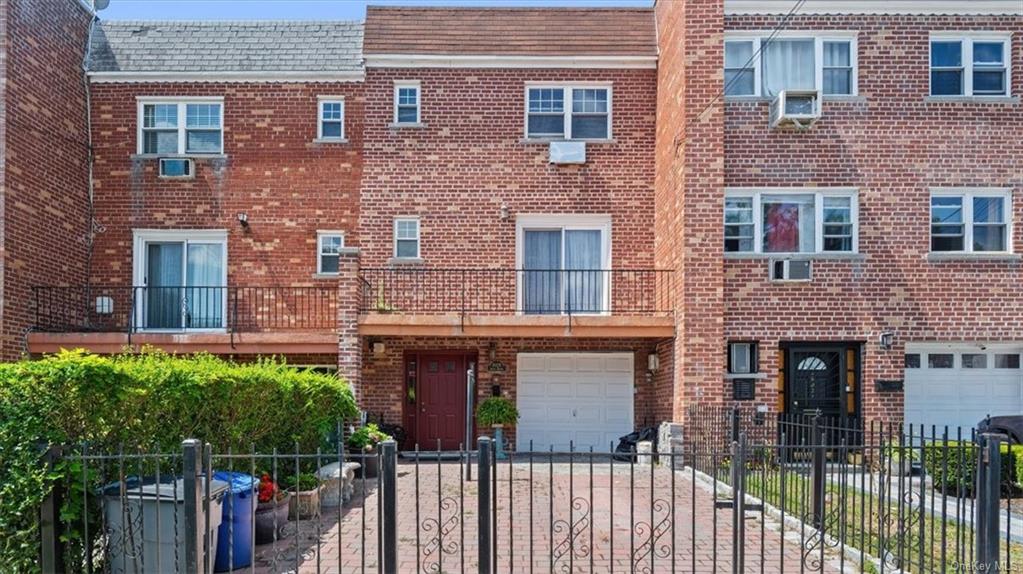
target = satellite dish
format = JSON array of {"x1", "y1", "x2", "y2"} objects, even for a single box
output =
[{"x1": 94, "y1": 0, "x2": 110, "y2": 10}]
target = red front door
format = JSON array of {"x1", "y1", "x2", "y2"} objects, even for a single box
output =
[{"x1": 417, "y1": 354, "x2": 467, "y2": 451}]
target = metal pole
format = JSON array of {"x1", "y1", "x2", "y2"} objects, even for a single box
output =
[
  {"x1": 810, "y1": 414, "x2": 826, "y2": 531},
  {"x1": 182, "y1": 439, "x2": 202, "y2": 574},
  {"x1": 39, "y1": 445, "x2": 65, "y2": 574},
  {"x1": 380, "y1": 439, "x2": 398, "y2": 574},
  {"x1": 976, "y1": 433, "x2": 1003, "y2": 572},
  {"x1": 465, "y1": 362, "x2": 476, "y2": 481},
  {"x1": 477, "y1": 436, "x2": 493, "y2": 574}
]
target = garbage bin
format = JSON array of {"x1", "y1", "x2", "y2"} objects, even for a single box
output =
[
  {"x1": 212, "y1": 471, "x2": 258, "y2": 572},
  {"x1": 101, "y1": 476, "x2": 229, "y2": 574}
]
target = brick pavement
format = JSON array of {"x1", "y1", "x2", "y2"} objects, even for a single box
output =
[{"x1": 247, "y1": 460, "x2": 842, "y2": 573}]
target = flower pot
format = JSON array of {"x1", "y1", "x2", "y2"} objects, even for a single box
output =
[
  {"x1": 349, "y1": 448, "x2": 379, "y2": 478},
  {"x1": 288, "y1": 484, "x2": 323, "y2": 520},
  {"x1": 254, "y1": 491, "x2": 290, "y2": 545}
]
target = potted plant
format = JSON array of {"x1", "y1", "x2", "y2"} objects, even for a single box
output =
[
  {"x1": 348, "y1": 423, "x2": 392, "y2": 478},
  {"x1": 254, "y1": 473, "x2": 290, "y2": 544},
  {"x1": 281, "y1": 472, "x2": 323, "y2": 519},
  {"x1": 476, "y1": 397, "x2": 519, "y2": 459}
]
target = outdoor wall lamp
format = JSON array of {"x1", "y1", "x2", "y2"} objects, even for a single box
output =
[
  {"x1": 879, "y1": 331, "x2": 895, "y2": 350},
  {"x1": 488, "y1": 341, "x2": 497, "y2": 361},
  {"x1": 237, "y1": 213, "x2": 249, "y2": 228},
  {"x1": 499, "y1": 203, "x2": 509, "y2": 221},
  {"x1": 647, "y1": 352, "x2": 660, "y2": 373}
]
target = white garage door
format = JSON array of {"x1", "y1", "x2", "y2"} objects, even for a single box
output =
[
  {"x1": 516, "y1": 352, "x2": 634, "y2": 451},
  {"x1": 905, "y1": 344, "x2": 1023, "y2": 431}
]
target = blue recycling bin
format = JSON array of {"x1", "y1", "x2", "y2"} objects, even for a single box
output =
[{"x1": 213, "y1": 471, "x2": 258, "y2": 572}]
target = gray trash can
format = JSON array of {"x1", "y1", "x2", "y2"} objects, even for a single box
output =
[{"x1": 101, "y1": 476, "x2": 229, "y2": 574}]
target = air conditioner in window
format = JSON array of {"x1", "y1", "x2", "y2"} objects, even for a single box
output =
[
  {"x1": 159, "y1": 157, "x2": 193, "y2": 178},
  {"x1": 769, "y1": 89, "x2": 821, "y2": 130},
  {"x1": 549, "y1": 141, "x2": 586, "y2": 164},
  {"x1": 770, "y1": 259, "x2": 812, "y2": 282}
]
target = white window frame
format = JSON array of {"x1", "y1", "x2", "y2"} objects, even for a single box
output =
[
  {"x1": 929, "y1": 33, "x2": 1013, "y2": 97},
  {"x1": 317, "y1": 96, "x2": 345, "y2": 140},
  {"x1": 724, "y1": 188, "x2": 860, "y2": 255},
  {"x1": 523, "y1": 82, "x2": 614, "y2": 141},
  {"x1": 131, "y1": 229, "x2": 229, "y2": 332},
  {"x1": 316, "y1": 231, "x2": 345, "y2": 274},
  {"x1": 393, "y1": 81, "x2": 421, "y2": 125},
  {"x1": 929, "y1": 188, "x2": 1013, "y2": 254},
  {"x1": 722, "y1": 32, "x2": 859, "y2": 98},
  {"x1": 514, "y1": 214, "x2": 613, "y2": 316},
  {"x1": 136, "y1": 96, "x2": 224, "y2": 155},
  {"x1": 393, "y1": 217, "x2": 421, "y2": 259}
]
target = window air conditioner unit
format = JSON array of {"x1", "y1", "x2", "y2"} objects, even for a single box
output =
[
  {"x1": 549, "y1": 141, "x2": 586, "y2": 164},
  {"x1": 769, "y1": 89, "x2": 821, "y2": 130},
  {"x1": 770, "y1": 259, "x2": 812, "y2": 282},
  {"x1": 159, "y1": 157, "x2": 194, "y2": 178}
]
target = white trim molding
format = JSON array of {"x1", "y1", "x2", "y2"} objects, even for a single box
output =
[
  {"x1": 725, "y1": 0, "x2": 1023, "y2": 16},
  {"x1": 90, "y1": 71, "x2": 366, "y2": 84},
  {"x1": 365, "y1": 54, "x2": 657, "y2": 70}
]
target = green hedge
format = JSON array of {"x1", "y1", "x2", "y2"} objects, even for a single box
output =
[
  {"x1": 921, "y1": 440, "x2": 1023, "y2": 495},
  {"x1": 0, "y1": 349, "x2": 357, "y2": 572}
]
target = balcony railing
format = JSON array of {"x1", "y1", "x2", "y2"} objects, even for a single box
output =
[
  {"x1": 32, "y1": 286, "x2": 339, "y2": 334},
  {"x1": 358, "y1": 268, "x2": 674, "y2": 316}
]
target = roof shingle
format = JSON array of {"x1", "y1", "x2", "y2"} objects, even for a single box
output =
[
  {"x1": 363, "y1": 6, "x2": 656, "y2": 57},
  {"x1": 88, "y1": 20, "x2": 363, "y2": 73}
]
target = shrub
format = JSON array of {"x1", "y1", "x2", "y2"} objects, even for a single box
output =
[
  {"x1": 921, "y1": 440, "x2": 1022, "y2": 495},
  {"x1": 476, "y1": 396, "x2": 519, "y2": 427},
  {"x1": 348, "y1": 423, "x2": 391, "y2": 451},
  {"x1": 280, "y1": 472, "x2": 321, "y2": 492},
  {"x1": 0, "y1": 349, "x2": 357, "y2": 572}
]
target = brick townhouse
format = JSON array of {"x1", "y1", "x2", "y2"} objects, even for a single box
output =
[{"x1": 11, "y1": 0, "x2": 1023, "y2": 450}]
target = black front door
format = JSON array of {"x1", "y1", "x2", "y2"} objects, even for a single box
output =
[{"x1": 787, "y1": 347, "x2": 846, "y2": 418}]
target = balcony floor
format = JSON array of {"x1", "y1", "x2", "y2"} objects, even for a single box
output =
[
  {"x1": 357, "y1": 313, "x2": 675, "y2": 338},
  {"x1": 26, "y1": 331, "x2": 338, "y2": 355}
]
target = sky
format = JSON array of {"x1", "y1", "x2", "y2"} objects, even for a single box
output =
[{"x1": 97, "y1": 0, "x2": 653, "y2": 20}]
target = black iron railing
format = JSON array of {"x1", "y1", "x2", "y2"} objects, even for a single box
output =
[
  {"x1": 32, "y1": 285, "x2": 339, "y2": 334},
  {"x1": 358, "y1": 268, "x2": 674, "y2": 316}
]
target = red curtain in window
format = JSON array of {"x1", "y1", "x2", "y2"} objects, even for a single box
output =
[{"x1": 765, "y1": 203, "x2": 799, "y2": 252}]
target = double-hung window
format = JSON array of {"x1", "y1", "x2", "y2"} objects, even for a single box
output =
[
  {"x1": 317, "y1": 232, "x2": 344, "y2": 274},
  {"x1": 138, "y1": 98, "x2": 223, "y2": 155},
  {"x1": 525, "y1": 85, "x2": 611, "y2": 140},
  {"x1": 930, "y1": 189, "x2": 1011, "y2": 253},
  {"x1": 394, "y1": 82, "x2": 420, "y2": 124},
  {"x1": 723, "y1": 34, "x2": 857, "y2": 97},
  {"x1": 724, "y1": 189, "x2": 858, "y2": 254},
  {"x1": 393, "y1": 218, "x2": 420, "y2": 259},
  {"x1": 318, "y1": 97, "x2": 345, "y2": 140},
  {"x1": 517, "y1": 216, "x2": 610, "y2": 315},
  {"x1": 930, "y1": 35, "x2": 1011, "y2": 97}
]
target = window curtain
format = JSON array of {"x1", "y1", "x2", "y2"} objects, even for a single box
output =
[
  {"x1": 564, "y1": 230, "x2": 602, "y2": 313},
  {"x1": 146, "y1": 243, "x2": 184, "y2": 329},
  {"x1": 763, "y1": 195, "x2": 815, "y2": 253},
  {"x1": 523, "y1": 230, "x2": 562, "y2": 314},
  {"x1": 185, "y1": 243, "x2": 224, "y2": 328},
  {"x1": 762, "y1": 39, "x2": 816, "y2": 97}
]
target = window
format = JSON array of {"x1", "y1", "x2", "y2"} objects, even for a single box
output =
[
  {"x1": 393, "y1": 218, "x2": 420, "y2": 259},
  {"x1": 930, "y1": 35, "x2": 1011, "y2": 97},
  {"x1": 962, "y1": 353, "x2": 988, "y2": 368},
  {"x1": 905, "y1": 353, "x2": 921, "y2": 369},
  {"x1": 930, "y1": 190, "x2": 1011, "y2": 253},
  {"x1": 723, "y1": 34, "x2": 857, "y2": 98},
  {"x1": 526, "y1": 85, "x2": 611, "y2": 140},
  {"x1": 928, "y1": 354, "x2": 954, "y2": 369},
  {"x1": 317, "y1": 232, "x2": 344, "y2": 274},
  {"x1": 724, "y1": 189, "x2": 858, "y2": 254},
  {"x1": 517, "y1": 215, "x2": 611, "y2": 314},
  {"x1": 394, "y1": 83, "x2": 420, "y2": 124},
  {"x1": 132, "y1": 230, "x2": 227, "y2": 330},
  {"x1": 996, "y1": 354, "x2": 1021, "y2": 369},
  {"x1": 138, "y1": 99, "x2": 223, "y2": 155},
  {"x1": 318, "y1": 98, "x2": 345, "y2": 140},
  {"x1": 728, "y1": 342, "x2": 758, "y2": 374}
]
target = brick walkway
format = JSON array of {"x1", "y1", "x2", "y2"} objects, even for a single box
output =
[{"x1": 246, "y1": 459, "x2": 842, "y2": 573}]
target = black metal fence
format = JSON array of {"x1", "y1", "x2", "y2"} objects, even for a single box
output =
[
  {"x1": 358, "y1": 268, "x2": 674, "y2": 316},
  {"x1": 33, "y1": 285, "x2": 339, "y2": 334},
  {"x1": 38, "y1": 428, "x2": 1013, "y2": 573}
]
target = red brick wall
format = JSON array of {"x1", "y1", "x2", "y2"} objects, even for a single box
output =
[
  {"x1": 361, "y1": 336, "x2": 661, "y2": 448},
  {"x1": 88, "y1": 81, "x2": 364, "y2": 288},
  {"x1": 3, "y1": 0, "x2": 92, "y2": 358},
  {"x1": 723, "y1": 15, "x2": 1023, "y2": 421},
  {"x1": 357, "y1": 67, "x2": 657, "y2": 271},
  {"x1": 655, "y1": 0, "x2": 727, "y2": 421}
]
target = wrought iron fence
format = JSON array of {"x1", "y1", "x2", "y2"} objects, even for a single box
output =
[
  {"x1": 32, "y1": 285, "x2": 339, "y2": 334},
  {"x1": 358, "y1": 268, "x2": 674, "y2": 316},
  {"x1": 38, "y1": 429, "x2": 1011, "y2": 573}
]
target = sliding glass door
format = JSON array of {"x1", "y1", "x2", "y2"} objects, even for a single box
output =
[
  {"x1": 522, "y1": 228, "x2": 605, "y2": 314},
  {"x1": 141, "y1": 238, "x2": 225, "y2": 330}
]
